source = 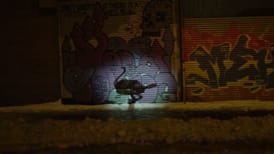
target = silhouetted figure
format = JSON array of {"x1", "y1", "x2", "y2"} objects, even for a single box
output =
[{"x1": 114, "y1": 67, "x2": 157, "y2": 104}]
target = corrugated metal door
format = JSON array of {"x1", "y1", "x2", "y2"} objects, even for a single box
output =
[{"x1": 182, "y1": 16, "x2": 274, "y2": 101}]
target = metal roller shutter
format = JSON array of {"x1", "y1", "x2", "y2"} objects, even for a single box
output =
[{"x1": 182, "y1": 16, "x2": 274, "y2": 101}]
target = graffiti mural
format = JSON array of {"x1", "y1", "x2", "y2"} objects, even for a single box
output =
[
  {"x1": 60, "y1": 0, "x2": 179, "y2": 104},
  {"x1": 183, "y1": 17, "x2": 274, "y2": 101}
]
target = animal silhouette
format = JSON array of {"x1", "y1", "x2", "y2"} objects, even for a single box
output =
[{"x1": 114, "y1": 67, "x2": 157, "y2": 103}]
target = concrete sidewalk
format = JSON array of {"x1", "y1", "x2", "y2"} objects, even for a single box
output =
[{"x1": 0, "y1": 99, "x2": 274, "y2": 120}]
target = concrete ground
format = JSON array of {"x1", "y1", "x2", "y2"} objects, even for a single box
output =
[{"x1": 1, "y1": 100, "x2": 274, "y2": 153}]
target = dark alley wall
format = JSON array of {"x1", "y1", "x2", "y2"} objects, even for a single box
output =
[
  {"x1": 0, "y1": 0, "x2": 60, "y2": 105},
  {"x1": 0, "y1": 0, "x2": 274, "y2": 105}
]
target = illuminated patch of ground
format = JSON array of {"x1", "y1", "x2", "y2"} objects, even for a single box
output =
[{"x1": 0, "y1": 99, "x2": 274, "y2": 112}]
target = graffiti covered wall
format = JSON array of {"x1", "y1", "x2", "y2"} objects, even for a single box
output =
[
  {"x1": 59, "y1": 0, "x2": 180, "y2": 104},
  {"x1": 183, "y1": 17, "x2": 274, "y2": 101}
]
